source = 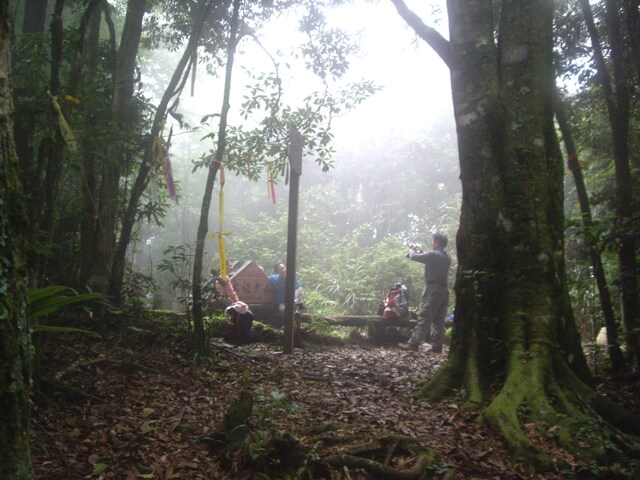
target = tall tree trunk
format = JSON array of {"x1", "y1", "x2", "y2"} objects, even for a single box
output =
[
  {"x1": 109, "y1": 0, "x2": 217, "y2": 301},
  {"x1": 13, "y1": 0, "x2": 48, "y2": 186},
  {"x1": 623, "y1": 0, "x2": 640, "y2": 90},
  {"x1": 22, "y1": 0, "x2": 48, "y2": 34},
  {"x1": 76, "y1": 0, "x2": 103, "y2": 287},
  {"x1": 13, "y1": 0, "x2": 50, "y2": 282},
  {"x1": 192, "y1": 0, "x2": 241, "y2": 355},
  {"x1": 579, "y1": 0, "x2": 640, "y2": 368},
  {"x1": 28, "y1": 0, "x2": 67, "y2": 392},
  {"x1": 391, "y1": 0, "x2": 640, "y2": 469},
  {"x1": 553, "y1": 89, "x2": 625, "y2": 372},
  {"x1": 24, "y1": 0, "x2": 65, "y2": 285},
  {"x1": 85, "y1": 0, "x2": 146, "y2": 291},
  {"x1": 0, "y1": 2, "x2": 33, "y2": 476}
]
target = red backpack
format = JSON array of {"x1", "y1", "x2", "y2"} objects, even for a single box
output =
[{"x1": 382, "y1": 283, "x2": 409, "y2": 319}]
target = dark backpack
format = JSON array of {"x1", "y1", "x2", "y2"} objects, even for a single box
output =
[{"x1": 224, "y1": 303, "x2": 255, "y2": 344}]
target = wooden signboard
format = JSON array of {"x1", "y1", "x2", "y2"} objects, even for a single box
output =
[{"x1": 230, "y1": 260, "x2": 274, "y2": 305}]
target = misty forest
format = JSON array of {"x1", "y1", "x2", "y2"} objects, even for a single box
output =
[{"x1": 2, "y1": 0, "x2": 640, "y2": 478}]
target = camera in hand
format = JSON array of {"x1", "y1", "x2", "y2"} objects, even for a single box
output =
[{"x1": 408, "y1": 243, "x2": 423, "y2": 253}]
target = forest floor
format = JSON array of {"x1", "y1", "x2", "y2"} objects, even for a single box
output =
[{"x1": 31, "y1": 314, "x2": 640, "y2": 480}]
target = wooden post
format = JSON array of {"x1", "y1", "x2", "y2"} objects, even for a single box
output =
[{"x1": 283, "y1": 126, "x2": 303, "y2": 354}]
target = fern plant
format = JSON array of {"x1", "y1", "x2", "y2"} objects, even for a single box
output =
[{"x1": 29, "y1": 285, "x2": 103, "y2": 336}]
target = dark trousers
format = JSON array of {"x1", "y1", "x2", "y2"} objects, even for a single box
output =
[{"x1": 409, "y1": 285, "x2": 449, "y2": 349}]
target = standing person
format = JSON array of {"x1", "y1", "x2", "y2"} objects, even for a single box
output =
[
  {"x1": 267, "y1": 263, "x2": 302, "y2": 313},
  {"x1": 401, "y1": 233, "x2": 451, "y2": 353}
]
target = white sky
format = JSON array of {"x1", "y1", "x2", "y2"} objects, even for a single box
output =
[
  {"x1": 148, "y1": 1, "x2": 458, "y2": 266},
  {"x1": 322, "y1": 0, "x2": 453, "y2": 146},
  {"x1": 180, "y1": 0, "x2": 453, "y2": 149}
]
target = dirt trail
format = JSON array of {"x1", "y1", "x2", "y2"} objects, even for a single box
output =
[{"x1": 34, "y1": 325, "x2": 624, "y2": 479}]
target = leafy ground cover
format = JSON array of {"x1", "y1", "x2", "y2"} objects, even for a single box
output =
[{"x1": 31, "y1": 318, "x2": 639, "y2": 479}]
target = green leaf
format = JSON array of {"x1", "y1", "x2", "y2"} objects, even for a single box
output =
[
  {"x1": 28, "y1": 285, "x2": 71, "y2": 303},
  {"x1": 29, "y1": 292, "x2": 102, "y2": 319},
  {"x1": 31, "y1": 325, "x2": 101, "y2": 338},
  {"x1": 92, "y1": 463, "x2": 108, "y2": 476}
]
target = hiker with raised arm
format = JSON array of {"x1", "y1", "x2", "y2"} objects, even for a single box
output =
[{"x1": 400, "y1": 233, "x2": 451, "y2": 353}]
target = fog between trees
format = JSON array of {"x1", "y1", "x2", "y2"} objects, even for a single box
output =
[
  {"x1": 132, "y1": 2, "x2": 460, "y2": 316},
  {"x1": 134, "y1": 103, "x2": 461, "y2": 314}
]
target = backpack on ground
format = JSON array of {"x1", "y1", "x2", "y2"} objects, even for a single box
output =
[
  {"x1": 224, "y1": 301, "x2": 255, "y2": 344},
  {"x1": 379, "y1": 283, "x2": 409, "y2": 320}
]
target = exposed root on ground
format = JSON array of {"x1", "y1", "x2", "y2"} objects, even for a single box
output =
[
  {"x1": 419, "y1": 341, "x2": 640, "y2": 476},
  {"x1": 322, "y1": 453, "x2": 430, "y2": 480}
]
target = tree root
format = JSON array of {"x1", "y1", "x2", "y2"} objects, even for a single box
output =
[
  {"x1": 589, "y1": 393, "x2": 640, "y2": 436},
  {"x1": 55, "y1": 357, "x2": 157, "y2": 380},
  {"x1": 419, "y1": 349, "x2": 468, "y2": 403},
  {"x1": 319, "y1": 436, "x2": 445, "y2": 480},
  {"x1": 480, "y1": 355, "x2": 640, "y2": 474},
  {"x1": 415, "y1": 314, "x2": 640, "y2": 476},
  {"x1": 40, "y1": 379, "x2": 106, "y2": 404},
  {"x1": 322, "y1": 453, "x2": 429, "y2": 480}
]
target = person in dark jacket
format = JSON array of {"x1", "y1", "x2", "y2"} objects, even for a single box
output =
[{"x1": 400, "y1": 232, "x2": 451, "y2": 353}]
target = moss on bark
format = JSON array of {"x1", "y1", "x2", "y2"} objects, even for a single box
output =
[
  {"x1": 0, "y1": 4, "x2": 33, "y2": 476},
  {"x1": 437, "y1": 339, "x2": 640, "y2": 471},
  {"x1": 420, "y1": 296, "x2": 640, "y2": 472}
]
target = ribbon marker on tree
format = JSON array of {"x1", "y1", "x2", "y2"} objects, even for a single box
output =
[
  {"x1": 162, "y1": 146, "x2": 176, "y2": 201},
  {"x1": 267, "y1": 165, "x2": 276, "y2": 204},
  {"x1": 48, "y1": 91, "x2": 77, "y2": 152},
  {"x1": 207, "y1": 157, "x2": 231, "y2": 279},
  {"x1": 150, "y1": 136, "x2": 166, "y2": 202}
]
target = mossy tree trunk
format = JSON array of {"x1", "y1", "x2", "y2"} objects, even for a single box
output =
[
  {"x1": 391, "y1": 0, "x2": 640, "y2": 470},
  {"x1": 0, "y1": 2, "x2": 33, "y2": 477},
  {"x1": 13, "y1": 0, "x2": 48, "y2": 215}
]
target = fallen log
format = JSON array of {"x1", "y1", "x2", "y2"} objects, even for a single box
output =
[{"x1": 296, "y1": 313, "x2": 417, "y2": 328}]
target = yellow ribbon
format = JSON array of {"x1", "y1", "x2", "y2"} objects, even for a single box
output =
[
  {"x1": 207, "y1": 160, "x2": 232, "y2": 279},
  {"x1": 218, "y1": 181, "x2": 227, "y2": 279},
  {"x1": 48, "y1": 91, "x2": 77, "y2": 152}
]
